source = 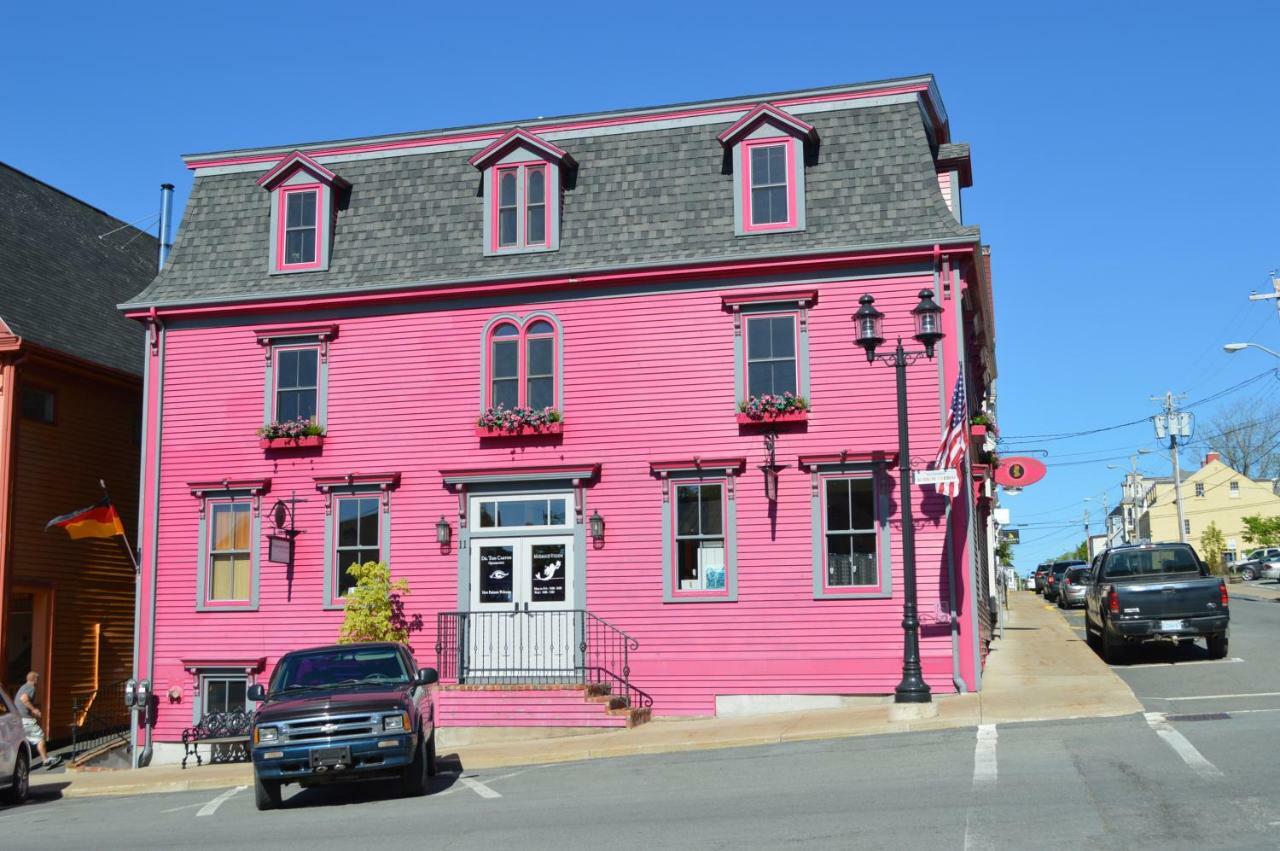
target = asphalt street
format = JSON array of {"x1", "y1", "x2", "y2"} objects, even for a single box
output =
[{"x1": 4, "y1": 589, "x2": 1278, "y2": 850}]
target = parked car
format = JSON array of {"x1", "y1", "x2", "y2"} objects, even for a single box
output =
[
  {"x1": 1263, "y1": 563, "x2": 1280, "y2": 581},
  {"x1": 248, "y1": 642, "x2": 439, "y2": 811},
  {"x1": 1024, "y1": 570, "x2": 1038, "y2": 591},
  {"x1": 0, "y1": 687, "x2": 33, "y2": 805},
  {"x1": 1243, "y1": 547, "x2": 1280, "y2": 567},
  {"x1": 1083, "y1": 542, "x2": 1229, "y2": 664},
  {"x1": 1236, "y1": 559, "x2": 1266, "y2": 581},
  {"x1": 1033, "y1": 563, "x2": 1051, "y2": 594},
  {"x1": 1043, "y1": 560, "x2": 1086, "y2": 603},
  {"x1": 1057, "y1": 566, "x2": 1090, "y2": 609}
]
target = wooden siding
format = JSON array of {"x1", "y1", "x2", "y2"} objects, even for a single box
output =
[
  {"x1": 143, "y1": 272, "x2": 973, "y2": 742},
  {"x1": 436, "y1": 689, "x2": 628, "y2": 728},
  {"x1": 937, "y1": 172, "x2": 953, "y2": 212},
  {"x1": 8, "y1": 357, "x2": 139, "y2": 741}
]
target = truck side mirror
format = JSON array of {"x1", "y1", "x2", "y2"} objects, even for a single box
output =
[
  {"x1": 417, "y1": 667, "x2": 439, "y2": 686},
  {"x1": 247, "y1": 683, "x2": 267, "y2": 702}
]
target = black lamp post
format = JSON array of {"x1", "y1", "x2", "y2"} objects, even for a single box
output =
[{"x1": 853, "y1": 289, "x2": 944, "y2": 705}]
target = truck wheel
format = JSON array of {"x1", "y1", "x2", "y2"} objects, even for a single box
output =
[
  {"x1": 1085, "y1": 625, "x2": 1099, "y2": 651},
  {"x1": 2, "y1": 750, "x2": 29, "y2": 805},
  {"x1": 254, "y1": 771, "x2": 282, "y2": 811},
  {"x1": 1101, "y1": 627, "x2": 1122, "y2": 665},
  {"x1": 401, "y1": 733, "x2": 429, "y2": 797},
  {"x1": 426, "y1": 730, "x2": 438, "y2": 777},
  {"x1": 1207, "y1": 633, "x2": 1229, "y2": 659},
  {"x1": 1241, "y1": 567, "x2": 1257, "y2": 581}
]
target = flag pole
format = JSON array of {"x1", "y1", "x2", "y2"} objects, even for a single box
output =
[{"x1": 100, "y1": 479, "x2": 140, "y2": 574}]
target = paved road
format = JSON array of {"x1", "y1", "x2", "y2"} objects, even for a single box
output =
[{"x1": 5, "y1": 593, "x2": 1278, "y2": 849}]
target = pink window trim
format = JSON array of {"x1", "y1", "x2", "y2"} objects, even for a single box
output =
[
  {"x1": 203, "y1": 497, "x2": 253, "y2": 607},
  {"x1": 269, "y1": 342, "x2": 321, "y2": 423},
  {"x1": 490, "y1": 161, "x2": 551, "y2": 251},
  {"x1": 740, "y1": 137, "x2": 798, "y2": 233},
  {"x1": 741, "y1": 310, "x2": 802, "y2": 401},
  {"x1": 330, "y1": 493, "x2": 383, "y2": 606},
  {"x1": 276, "y1": 184, "x2": 324, "y2": 271},
  {"x1": 818, "y1": 472, "x2": 881, "y2": 595},
  {"x1": 670, "y1": 477, "x2": 730, "y2": 600},
  {"x1": 485, "y1": 318, "x2": 558, "y2": 410}
]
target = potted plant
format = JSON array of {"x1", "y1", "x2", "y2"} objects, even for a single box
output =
[
  {"x1": 736, "y1": 392, "x2": 809, "y2": 424},
  {"x1": 475, "y1": 406, "x2": 563, "y2": 436},
  {"x1": 258, "y1": 418, "x2": 325, "y2": 449}
]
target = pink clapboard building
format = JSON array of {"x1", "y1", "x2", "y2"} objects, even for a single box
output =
[{"x1": 123, "y1": 75, "x2": 998, "y2": 760}]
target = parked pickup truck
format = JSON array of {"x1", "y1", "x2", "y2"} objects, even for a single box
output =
[
  {"x1": 1084, "y1": 542, "x2": 1229, "y2": 664},
  {"x1": 247, "y1": 642, "x2": 439, "y2": 810}
]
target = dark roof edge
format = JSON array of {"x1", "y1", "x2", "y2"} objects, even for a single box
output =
[
  {"x1": 181, "y1": 74, "x2": 943, "y2": 164},
  {"x1": 119, "y1": 232, "x2": 981, "y2": 314},
  {"x1": 0, "y1": 161, "x2": 159, "y2": 244}
]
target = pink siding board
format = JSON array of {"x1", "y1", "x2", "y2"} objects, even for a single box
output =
[
  {"x1": 143, "y1": 273, "x2": 971, "y2": 741},
  {"x1": 937, "y1": 172, "x2": 954, "y2": 211},
  {"x1": 436, "y1": 690, "x2": 628, "y2": 727}
]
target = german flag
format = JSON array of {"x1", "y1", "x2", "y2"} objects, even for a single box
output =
[{"x1": 46, "y1": 498, "x2": 126, "y2": 540}]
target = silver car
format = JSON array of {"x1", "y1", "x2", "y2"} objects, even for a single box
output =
[
  {"x1": 0, "y1": 687, "x2": 32, "y2": 805},
  {"x1": 1056, "y1": 566, "x2": 1089, "y2": 609}
]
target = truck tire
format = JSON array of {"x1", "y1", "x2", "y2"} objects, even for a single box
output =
[
  {"x1": 1101, "y1": 626, "x2": 1123, "y2": 665},
  {"x1": 2, "y1": 750, "x2": 29, "y2": 805},
  {"x1": 1207, "y1": 633, "x2": 1229, "y2": 659},
  {"x1": 1241, "y1": 566, "x2": 1257, "y2": 581},
  {"x1": 426, "y1": 730, "x2": 438, "y2": 777},
  {"x1": 254, "y1": 771, "x2": 282, "y2": 811},
  {"x1": 401, "y1": 732, "x2": 429, "y2": 797}
]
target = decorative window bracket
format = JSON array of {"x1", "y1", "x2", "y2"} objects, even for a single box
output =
[
  {"x1": 314, "y1": 472, "x2": 401, "y2": 515},
  {"x1": 188, "y1": 478, "x2": 271, "y2": 518}
]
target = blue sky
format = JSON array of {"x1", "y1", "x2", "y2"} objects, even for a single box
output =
[{"x1": 5, "y1": 1, "x2": 1278, "y2": 566}]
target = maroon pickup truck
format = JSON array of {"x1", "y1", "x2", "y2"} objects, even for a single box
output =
[{"x1": 1083, "y1": 542, "x2": 1229, "y2": 664}]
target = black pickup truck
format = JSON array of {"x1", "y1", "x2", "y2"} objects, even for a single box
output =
[
  {"x1": 1084, "y1": 542, "x2": 1229, "y2": 664},
  {"x1": 247, "y1": 642, "x2": 439, "y2": 810}
]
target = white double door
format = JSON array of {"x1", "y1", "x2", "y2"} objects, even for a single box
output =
[{"x1": 468, "y1": 536, "x2": 576, "y2": 679}]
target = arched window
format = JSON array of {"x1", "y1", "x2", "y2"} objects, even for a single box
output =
[{"x1": 485, "y1": 315, "x2": 561, "y2": 411}]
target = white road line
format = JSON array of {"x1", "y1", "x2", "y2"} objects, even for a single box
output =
[
  {"x1": 160, "y1": 802, "x2": 206, "y2": 814},
  {"x1": 196, "y1": 785, "x2": 246, "y2": 817},
  {"x1": 436, "y1": 767, "x2": 528, "y2": 797},
  {"x1": 459, "y1": 776, "x2": 502, "y2": 799},
  {"x1": 1150, "y1": 690, "x2": 1280, "y2": 701},
  {"x1": 1118, "y1": 657, "x2": 1244, "y2": 669},
  {"x1": 1144, "y1": 712, "x2": 1223, "y2": 780},
  {"x1": 973, "y1": 724, "x2": 998, "y2": 790}
]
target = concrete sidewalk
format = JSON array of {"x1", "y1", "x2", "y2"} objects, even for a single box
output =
[
  {"x1": 31, "y1": 591, "x2": 1140, "y2": 798},
  {"x1": 1233, "y1": 580, "x2": 1280, "y2": 602}
]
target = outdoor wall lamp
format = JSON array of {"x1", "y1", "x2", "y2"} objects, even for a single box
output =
[
  {"x1": 589, "y1": 510, "x2": 606, "y2": 543},
  {"x1": 852, "y1": 288, "x2": 946, "y2": 707},
  {"x1": 435, "y1": 515, "x2": 451, "y2": 546}
]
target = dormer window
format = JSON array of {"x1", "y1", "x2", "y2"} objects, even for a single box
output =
[
  {"x1": 470, "y1": 129, "x2": 574, "y2": 256},
  {"x1": 257, "y1": 151, "x2": 349, "y2": 274},
  {"x1": 718, "y1": 103, "x2": 817, "y2": 237}
]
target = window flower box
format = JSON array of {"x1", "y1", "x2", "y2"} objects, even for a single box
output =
[
  {"x1": 258, "y1": 418, "x2": 324, "y2": 450},
  {"x1": 476, "y1": 406, "x2": 563, "y2": 437},
  {"x1": 737, "y1": 393, "x2": 809, "y2": 425}
]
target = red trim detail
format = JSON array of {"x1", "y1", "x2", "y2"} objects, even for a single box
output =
[
  {"x1": 276, "y1": 185, "x2": 324, "y2": 272},
  {"x1": 313, "y1": 472, "x2": 402, "y2": 491},
  {"x1": 256, "y1": 151, "x2": 348, "y2": 189},
  {"x1": 798, "y1": 452, "x2": 897, "y2": 468},
  {"x1": 736, "y1": 411, "x2": 808, "y2": 426},
  {"x1": 475, "y1": 422, "x2": 564, "y2": 438},
  {"x1": 717, "y1": 102, "x2": 817, "y2": 147},
  {"x1": 721, "y1": 289, "x2": 817, "y2": 309},
  {"x1": 649, "y1": 458, "x2": 746, "y2": 475},
  {"x1": 188, "y1": 478, "x2": 271, "y2": 497},
  {"x1": 439, "y1": 463, "x2": 601, "y2": 481},
  {"x1": 741, "y1": 137, "x2": 798, "y2": 233},
  {"x1": 253, "y1": 323, "x2": 337, "y2": 344},
  {"x1": 260, "y1": 435, "x2": 324, "y2": 450},
  {"x1": 468, "y1": 128, "x2": 574, "y2": 170},
  {"x1": 188, "y1": 82, "x2": 937, "y2": 171},
  {"x1": 127, "y1": 245, "x2": 977, "y2": 320}
]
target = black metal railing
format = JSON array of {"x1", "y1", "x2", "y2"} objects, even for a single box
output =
[
  {"x1": 69, "y1": 678, "x2": 131, "y2": 761},
  {"x1": 436, "y1": 609, "x2": 653, "y2": 709}
]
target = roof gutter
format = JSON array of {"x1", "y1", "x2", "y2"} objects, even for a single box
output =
[{"x1": 120, "y1": 237, "x2": 980, "y2": 320}]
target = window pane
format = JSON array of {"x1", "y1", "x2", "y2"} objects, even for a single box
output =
[
  {"x1": 337, "y1": 550, "x2": 361, "y2": 596},
  {"x1": 530, "y1": 543, "x2": 566, "y2": 603},
  {"x1": 750, "y1": 146, "x2": 772, "y2": 187},
  {"x1": 752, "y1": 186, "x2": 788, "y2": 225},
  {"x1": 747, "y1": 361, "x2": 774, "y2": 397},
  {"x1": 478, "y1": 546, "x2": 514, "y2": 603},
  {"x1": 548, "y1": 499, "x2": 566, "y2": 526},
  {"x1": 527, "y1": 320, "x2": 554, "y2": 335},
  {"x1": 769, "y1": 361, "x2": 796, "y2": 395},
  {"x1": 497, "y1": 499, "x2": 548, "y2": 527},
  {"x1": 499, "y1": 209, "x2": 517, "y2": 246},
  {"x1": 526, "y1": 205, "x2": 545, "y2": 244},
  {"x1": 232, "y1": 504, "x2": 251, "y2": 550},
  {"x1": 700, "y1": 485, "x2": 723, "y2": 535},
  {"x1": 285, "y1": 229, "x2": 307, "y2": 264},
  {"x1": 492, "y1": 339, "x2": 518, "y2": 379},
  {"x1": 492, "y1": 379, "x2": 518, "y2": 409},
  {"x1": 225, "y1": 680, "x2": 246, "y2": 711},
  {"x1": 767, "y1": 146, "x2": 785, "y2": 183},
  {"x1": 527, "y1": 377, "x2": 554, "y2": 410},
  {"x1": 827, "y1": 533, "x2": 877, "y2": 587},
  {"x1": 526, "y1": 167, "x2": 545, "y2": 204},
  {"x1": 677, "y1": 540, "x2": 725, "y2": 591},
  {"x1": 294, "y1": 349, "x2": 318, "y2": 386},
  {"x1": 233, "y1": 555, "x2": 251, "y2": 600},
  {"x1": 210, "y1": 554, "x2": 245, "y2": 600},
  {"x1": 277, "y1": 390, "x2": 298, "y2": 423},
  {"x1": 479, "y1": 501, "x2": 497, "y2": 528},
  {"x1": 212, "y1": 505, "x2": 235, "y2": 551},
  {"x1": 769, "y1": 317, "x2": 795, "y2": 357},
  {"x1": 358, "y1": 499, "x2": 379, "y2": 547},
  {"x1": 527, "y1": 336, "x2": 553, "y2": 377},
  {"x1": 499, "y1": 171, "x2": 517, "y2": 206},
  {"x1": 826, "y1": 479, "x2": 851, "y2": 532},
  {"x1": 286, "y1": 193, "x2": 305, "y2": 228},
  {"x1": 746, "y1": 317, "x2": 773, "y2": 360},
  {"x1": 492, "y1": 323, "x2": 519, "y2": 337},
  {"x1": 848, "y1": 479, "x2": 875, "y2": 530},
  {"x1": 338, "y1": 500, "x2": 359, "y2": 547},
  {"x1": 207, "y1": 680, "x2": 228, "y2": 714},
  {"x1": 676, "y1": 485, "x2": 699, "y2": 536},
  {"x1": 277, "y1": 349, "x2": 298, "y2": 387}
]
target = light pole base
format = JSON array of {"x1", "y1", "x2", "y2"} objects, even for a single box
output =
[{"x1": 888, "y1": 701, "x2": 939, "y2": 722}]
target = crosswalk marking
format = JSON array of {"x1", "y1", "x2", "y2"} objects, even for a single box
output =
[
  {"x1": 459, "y1": 776, "x2": 502, "y2": 799},
  {"x1": 1144, "y1": 712, "x2": 1223, "y2": 780},
  {"x1": 196, "y1": 785, "x2": 245, "y2": 817}
]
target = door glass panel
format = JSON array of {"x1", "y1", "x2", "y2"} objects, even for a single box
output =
[
  {"x1": 529, "y1": 543, "x2": 567, "y2": 603},
  {"x1": 478, "y1": 546, "x2": 514, "y2": 603}
]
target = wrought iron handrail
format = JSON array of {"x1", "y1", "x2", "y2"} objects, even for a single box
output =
[
  {"x1": 69, "y1": 678, "x2": 131, "y2": 760},
  {"x1": 436, "y1": 609, "x2": 653, "y2": 709}
]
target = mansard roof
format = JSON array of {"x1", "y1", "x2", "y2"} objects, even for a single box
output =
[{"x1": 125, "y1": 75, "x2": 979, "y2": 310}]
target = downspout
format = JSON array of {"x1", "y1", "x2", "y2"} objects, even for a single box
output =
[
  {"x1": 0, "y1": 350, "x2": 19, "y2": 675},
  {"x1": 139, "y1": 317, "x2": 164, "y2": 767},
  {"x1": 937, "y1": 261, "x2": 965, "y2": 695}
]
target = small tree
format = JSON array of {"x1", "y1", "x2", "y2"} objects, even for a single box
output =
[
  {"x1": 338, "y1": 561, "x2": 412, "y2": 644},
  {"x1": 995, "y1": 539, "x2": 1013, "y2": 566},
  {"x1": 1199, "y1": 522, "x2": 1226, "y2": 575},
  {"x1": 1240, "y1": 515, "x2": 1280, "y2": 548}
]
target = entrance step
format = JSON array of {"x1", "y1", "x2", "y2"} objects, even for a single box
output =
[{"x1": 437, "y1": 684, "x2": 651, "y2": 730}]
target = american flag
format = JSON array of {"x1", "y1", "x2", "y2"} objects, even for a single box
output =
[{"x1": 933, "y1": 376, "x2": 967, "y2": 498}]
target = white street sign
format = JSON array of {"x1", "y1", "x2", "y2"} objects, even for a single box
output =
[{"x1": 913, "y1": 469, "x2": 959, "y2": 486}]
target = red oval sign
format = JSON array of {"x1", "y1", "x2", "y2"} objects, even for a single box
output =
[{"x1": 994, "y1": 456, "x2": 1047, "y2": 488}]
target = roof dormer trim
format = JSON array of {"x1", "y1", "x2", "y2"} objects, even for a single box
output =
[
  {"x1": 717, "y1": 103, "x2": 817, "y2": 148},
  {"x1": 468, "y1": 128, "x2": 576, "y2": 171},
  {"x1": 256, "y1": 151, "x2": 351, "y2": 192}
]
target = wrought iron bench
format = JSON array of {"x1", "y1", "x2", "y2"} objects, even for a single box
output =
[{"x1": 180, "y1": 710, "x2": 252, "y2": 769}]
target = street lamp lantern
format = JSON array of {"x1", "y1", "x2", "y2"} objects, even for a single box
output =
[
  {"x1": 853, "y1": 294, "x2": 885, "y2": 362},
  {"x1": 911, "y1": 289, "x2": 944, "y2": 356}
]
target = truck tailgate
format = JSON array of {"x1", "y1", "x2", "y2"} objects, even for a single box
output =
[{"x1": 1115, "y1": 577, "x2": 1223, "y2": 620}]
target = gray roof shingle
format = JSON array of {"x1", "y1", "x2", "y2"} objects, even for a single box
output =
[
  {"x1": 128, "y1": 100, "x2": 977, "y2": 308},
  {"x1": 1, "y1": 163, "x2": 156, "y2": 375}
]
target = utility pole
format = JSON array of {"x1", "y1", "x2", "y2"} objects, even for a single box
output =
[
  {"x1": 1083, "y1": 506, "x2": 1090, "y2": 555},
  {"x1": 1247, "y1": 271, "x2": 1280, "y2": 321},
  {"x1": 1152, "y1": 393, "x2": 1192, "y2": 544}
]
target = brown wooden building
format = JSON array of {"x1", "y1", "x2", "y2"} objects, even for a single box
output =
[{"x1": 0, "y1": 162, "x2": 155, "y2": 744}]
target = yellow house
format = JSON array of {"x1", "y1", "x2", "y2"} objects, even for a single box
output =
[{"x1": 1136, "y1": 452, "x2": 1280, "y2": 563}]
